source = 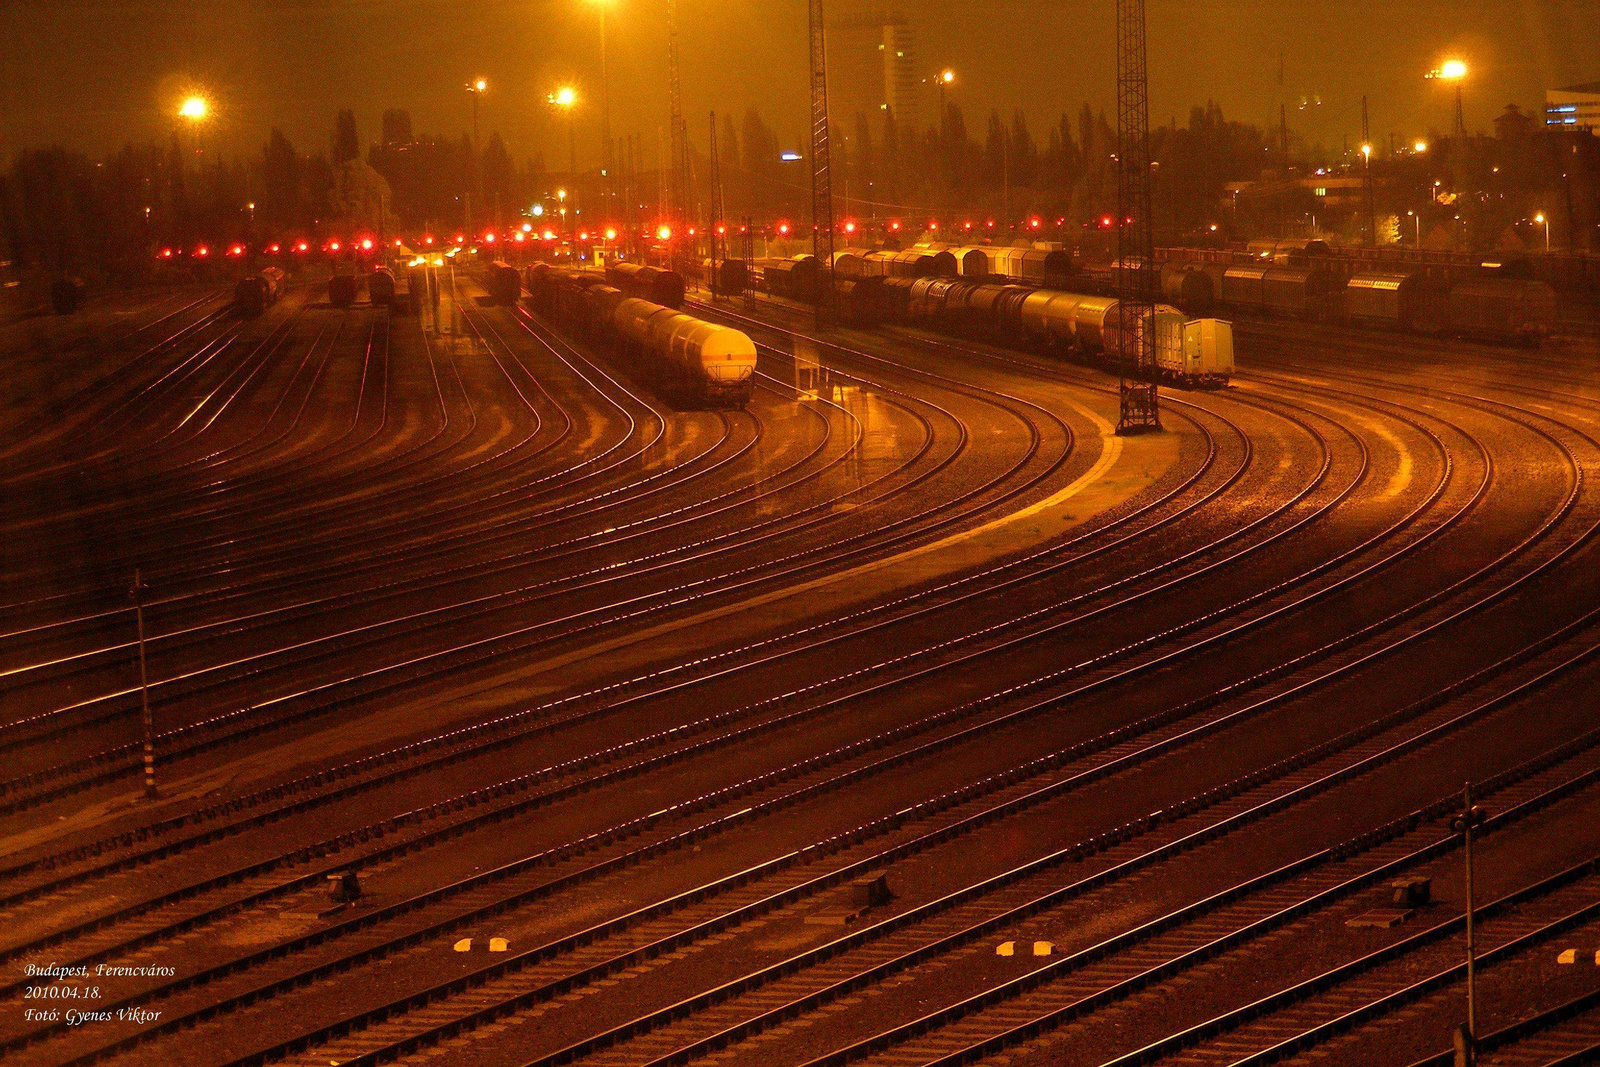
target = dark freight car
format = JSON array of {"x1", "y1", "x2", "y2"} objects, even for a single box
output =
[
  {"x1": 606, "y1": 262, "x2": 686, "y2": 309},
  {"x1": 486, "y1": 261, "x2": 522, "y2": 306},
  {"x1": 1446, "y1": 279, "x2": 1557, "y2": 345},
  {"x1": 328, "y1": 274, "x2": 358, "y2": 308},
  {"x1": 234, "y1": 267, "x2": 285, "y2": 316},
  {"x1": 368, "y1": 266, "x2": 396, "y2": 307},
  {"x1": 1343, "y1": 272, "x2": 1446, "y2": 333}
]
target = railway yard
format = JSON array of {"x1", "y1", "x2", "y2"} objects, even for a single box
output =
[{"x1": 6, "y1": 260, "x2": 1600, "y2": 1067}]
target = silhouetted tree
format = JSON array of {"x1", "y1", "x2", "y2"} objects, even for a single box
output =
[
  {"x1": 381, "y1": 109, "x2": 413, "y2": 146},
  {"x1": 333, "y1": 110, "x2": 360, "y2": 164}
]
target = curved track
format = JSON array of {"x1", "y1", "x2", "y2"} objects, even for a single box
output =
[{"x1": 3, "y1": 277, "x2": 1598, "y2": 1067}]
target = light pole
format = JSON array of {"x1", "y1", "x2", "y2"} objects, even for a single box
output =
[
  {"x1": 587, "y1": 0, "x2": 613, "y2": 218},
  {"x1": 1427, "y1": 60, "x2": 1468, "y2": 137},
  {"x1": 1452, "y1": 784, "x2": 1488, "y2": 1066},
  {"x1": 129, "y1": 570, "x2": 157, "y2": 799},
  {"x1": 178, "y1": 95, "x2": 208, "y2": 171},
  {"x1": 1535, "y1": 212, "x2": 1550, "y2": 252},
  {"x1": 1408, "y1": 209, "x2": 1421, "y2": 247},
  {"x1": 549, "y1": 86, "x2": 580, "y2": 197},
  {"x1": 935, "y1": 69, "x2": 954, "y2": 133},
  {"x1": 466, "y1": 78, "x2": 487, "y2": 151},
  {"x1": 1361, "y1": 142, "x2": 1375, "y2": 246}
]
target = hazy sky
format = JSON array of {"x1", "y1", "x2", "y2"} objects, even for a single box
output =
[{"x1": 3, "y1": 0, "x2": 1598, "y2": 167}]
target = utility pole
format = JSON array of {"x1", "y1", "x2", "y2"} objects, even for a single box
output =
[
  {"x1": 129, "y1": 570, "x2": 157, "y2": 799},
  {"x1": 807, "y1": 0, "x2": 835, "y2": 326},
  {"x1": 1002, "y1": 124, "x2": 1011, "y2": 234},
  {"x1": 1452, "y1": 783, "x2": 1488, "y2": 1066},
  {"x1": 1362, "y1": 96, "x2": 1376, "y2": 246},
  {"x1": 741, "y1": 217, "x2": 754, "y2": 298},
  {"x1": 598, "y1": 4, "x2": 613, "y2": 222},
  {"x1": 667, "y1": 0, "x2": 689, "y2": 273},
  {"x1": 1114, "y1": 0, "x2": 1160, "y2": 434},
  {"x1": 709, "y1": 111, "x2": 725, "y2": 297}
]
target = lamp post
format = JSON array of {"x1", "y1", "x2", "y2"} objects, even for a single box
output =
[
  {"x1": 1427, "y1": 60, "x2": 1468, "y2": 137},
  {"x1": 1361, "y1": 142, "x2": 1375, "y2": 246},
  {"x1": 466, "y1": 78, "x2": 487, "y2": 151},
  {"x1": 1452, "y1": 785, "x2": 1489, "y2": 1066},
  {"x1": 1535, "y1": 212, "x2": 1550, "y2": 252},
  {"x1": 178, "y1": 95, "x2": 208, "y2": 172},
  {"x1": 1408, "y1": 210, "x2": 1421, "y2": 247},
  {"x1": 129, "y1": 570, "x2": 157, "y2": 799},
  {"x1": 587, "y1": 0, "x2": 613, "y2": 217},
  {"x1": 550, "y1": 87, "x2": 580, "y2": 214},
  {"x1": 935, "y1": 69, "x2": 954, "y2": 132}
]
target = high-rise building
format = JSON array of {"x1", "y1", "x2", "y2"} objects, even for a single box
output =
[
  {"x1": 829, "y1": 5, "x2": 920, "y2": 137},
  {"x1": 1546, "y1": 82, "x2": 1600, "y2": 130}
]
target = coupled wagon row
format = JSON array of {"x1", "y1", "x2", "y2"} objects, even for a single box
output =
[
  {"x1": 521, "y1": 262, "x2": 756, "y2": 407},
  {"x1": 740, "y1": 254, "x2": 1233, "y2": 387},
  {"x1": 744, "y1": 243, "x2": 1557, "y2": 348},
  {"x1": 1143, "y1": 259, "x2": 1557, "y2": 344}
]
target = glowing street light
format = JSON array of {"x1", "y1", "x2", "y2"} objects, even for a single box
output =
[
  {"x1": 178, "y1": 96, "x2": 208, "y2": 121},
  {"x1": 549, "y1": 87, "x2": 581, "y2": 186},
  {"x1": 1414, "y1": 140, "x2": 1429, "y2": 153},
  {"x1": 929, "y1": 68, "x2": 957, "y2": 130},
  {"x1": 1427, "y1": 59, "x2": 1468, "y2": 136},
  {"x1": 1535, "y1": 212, "x2": 1550, "y2": 251},
  {"x1": 466, "y1": 77, "x2": 488, "y2": 149}
]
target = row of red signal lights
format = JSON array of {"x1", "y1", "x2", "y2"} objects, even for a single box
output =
[{"x1": 157, "y1": 215, "x2": 1127, "y2": 260}]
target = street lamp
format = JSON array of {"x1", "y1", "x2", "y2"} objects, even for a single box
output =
[
  {"x1": 1407, "y1": 209, "x2": 1421, "y2": 247},
  {"x1": 1535, "y1": 212, "x2": 1550, "y2": 252},
  {"x1": 549, "y1": 86, "x2": 581, "y2": 185},
  {"x1": 466, "y1": 78, "x2": 488, "y2": 150},
  {"x1": 1361, "y1": 143, "x2": 1375, "y2": 246},
  {"x1": 934, "y1": 68, "x2": 955, "y2": 131},
  {"x1": 587, "y1": 0, "x2": 613, "y2": 212},
  {"x1": 177, "y1": 94, "x2": 210, "y2": 172},
  {"x1": 1427, "y1": 59, "x2": 1468, "y2": 136}
]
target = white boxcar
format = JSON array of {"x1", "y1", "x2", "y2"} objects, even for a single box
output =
[{"x1": 1178, "y1": 318, "x2": 1234, "y2": 386}]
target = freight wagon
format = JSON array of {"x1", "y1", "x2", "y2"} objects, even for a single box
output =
[
  {"x1": 485, "y1": 261, "x2": 521, "y2": 306},
  {"x1": 367, "y1": 266, "x2": 396, "y2": 307},
  {"x1": 234, "y1": 267, "x2": 285, "y2": 316},
  {"x1": 606, "y1": 261, "x2": 686, "y2": 309},
  {"x1": 880, "y1": 276, "x2": 1232, "y2": 387},
  {"x1": 525, "y1": 267, "x2": 757, "y2": 407}
]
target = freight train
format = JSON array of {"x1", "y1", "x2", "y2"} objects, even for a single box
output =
[
  {"x1": 485, "y1": 261, "x2": 522, "y2": 306},
  {"x1": 234, "y1": 267, "x2": 285, "y2": 316},
  {"x1": 328, "y1": 274, "x2": 358, "y2": 308},
  {"x1": 606, "y1": 261, "x2": 686, "y2": 309},
  {"x1": 1155, "y1": 253, "x2": 1557, "y2": 345},
  {"x1": 876, "y1": 276, "x2": 1233, "y2": 387},
  {"x1": 367, "y1": 266, "x2": 396, "y2": 307},
  {"x1": 524, "y1": 265, "x2": 757, "y2": 407}
]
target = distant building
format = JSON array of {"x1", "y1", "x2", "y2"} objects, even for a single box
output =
[
  {"x1": 1495, "y1": 104, "x2": 1536, "y2": 140},
  {"x1": 1546, "y1": 82, "x2": 1600, "y2": 130},
  {"x1": 829, "y1": 5, "x2": 920, "y2": 137}
]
